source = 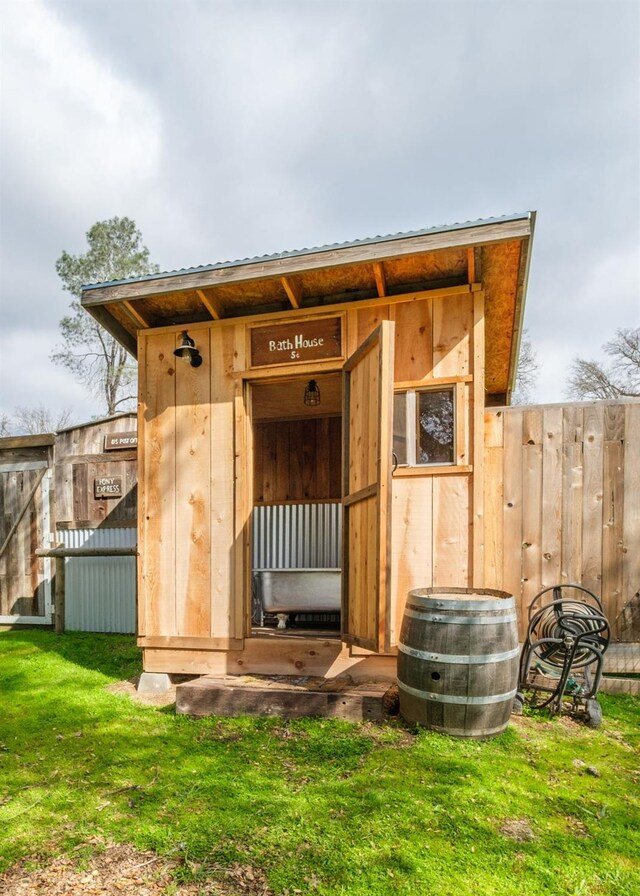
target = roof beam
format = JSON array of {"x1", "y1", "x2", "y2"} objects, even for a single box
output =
[
  {"x1": 196, "y1": 288, "x2": 222, "y2": 320},
  {"x1": 87, "y1": 305, "x2": 138, "y2": 357},
  {"x1": 281, "y1": 276, "x2": 301, "y2": 309},
  {"x1": 373, "y1": 262, "x2": 387, "y2": 298},
  {"x1": 121, "y1": 300, "x2": 150, "y2": 328}
]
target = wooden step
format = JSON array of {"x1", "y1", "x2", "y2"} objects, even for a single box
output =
[{"x1": 176, "y1": 674, "x2": 396, "y2": 721}]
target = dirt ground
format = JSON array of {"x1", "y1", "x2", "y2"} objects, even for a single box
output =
[
  {"x1": 104, "y1": 678, "x2": 179, "y2": 708},
  {"x1": 0, "y1": 842, "x2": 274, "y2": 895}
]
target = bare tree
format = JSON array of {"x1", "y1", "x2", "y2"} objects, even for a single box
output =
[
  {"x1": 52, "y1": 217, "x2": 158, "y2": 416},
  {"x1": 511, "y1": 330, "x2": 540, "y2": 405},
  {"x1": 0, "y1": 406, "x2": 74, "y2": 436},
  {"x1": 14, "y1": 406, "x2": 74, "y2": 435},
  {"x1": 566, "y1": 327, "x2": 640, "y2": 400}
]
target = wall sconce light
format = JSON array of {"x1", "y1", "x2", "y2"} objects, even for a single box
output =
[
  {"x1": 304, "y1": 379, "x2": 321, "y2": 406},
  {"x1": 173, "y1": 330, "x2": 203, "y2": 368}
]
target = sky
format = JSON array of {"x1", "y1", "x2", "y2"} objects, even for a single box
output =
[{"x1": 1, "y1": 0, "x2": 639, "y2": 427}]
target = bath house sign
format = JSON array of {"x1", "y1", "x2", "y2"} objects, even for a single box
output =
[{"x1": 250, "y1": 316, "x2": 342, "y2": 367}]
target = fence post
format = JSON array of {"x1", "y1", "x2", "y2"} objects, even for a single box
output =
[{"x1": 54, "y1": 554, "x2": 65, "y2": 634}]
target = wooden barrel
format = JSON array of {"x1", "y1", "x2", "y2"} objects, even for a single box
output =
[{"x1": 398, "y1": 588, "x2": 519, "y2": 738}]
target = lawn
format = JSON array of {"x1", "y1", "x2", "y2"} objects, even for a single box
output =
[{"x1": 0, "y1": 630, "x2": 638, "y2": 895}]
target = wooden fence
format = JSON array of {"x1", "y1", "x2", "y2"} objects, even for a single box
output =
[
  {"x1": 483, "y1": 400, "x2": 640, "y2": 643},
  {"x1": 0, "y1": 436, "x2": 54, "y2": 621}
]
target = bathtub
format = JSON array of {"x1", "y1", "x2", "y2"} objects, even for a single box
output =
[{"x1": 253, "y1": 568, "x2": 342, "y2": 629}]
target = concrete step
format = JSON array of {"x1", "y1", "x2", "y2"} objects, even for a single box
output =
[{"x1": 176, "y1": 674, "x2": 398, "y2": 721}]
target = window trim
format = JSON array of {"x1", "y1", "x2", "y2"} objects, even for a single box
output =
[{"x1": 393, "y1": 385, "x2": 458, "y2": 470}]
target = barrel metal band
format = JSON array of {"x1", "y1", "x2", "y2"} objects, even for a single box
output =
[
  {"x1": 398, "y1": 680, "x2": 517, "y2": 705},
  {"x1": 398, "y1": 642, "x2": 520, "y2": 664},
  {"x1": 408, "y1": 598, "x2": 515, "y2": 611},
  {"x1": 403, "y1": 608, "x2": 518, "y2": 625}
]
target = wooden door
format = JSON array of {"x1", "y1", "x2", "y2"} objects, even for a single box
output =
[{"x1": 342, "y1": 322, "x2": 394, "y2": 652}]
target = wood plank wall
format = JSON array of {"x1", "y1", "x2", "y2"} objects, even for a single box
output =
[
  {"x1": 55, "y1": 418, "x2": 137, "y2": 527},
  {"x1": 138, "y1": 286, "x2": 481, "y2": 654},
  {"x1": 483, "y1": 401, "x2": 640, "y2": 642},
  {"x1": 139, "y1": 328, "x2": 238, "y2": 644},
  {"x1": 253, "y1": 418, "x2": 341, "y2": 503}
]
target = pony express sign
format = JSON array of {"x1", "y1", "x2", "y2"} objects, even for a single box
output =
[{"x1": 94, "y1": 476, "x2": 123, "y2": 498}]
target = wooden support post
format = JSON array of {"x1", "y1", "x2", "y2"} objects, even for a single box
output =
[{"x1": 54, "y1": 553, "x2": 65, "y2": 634}]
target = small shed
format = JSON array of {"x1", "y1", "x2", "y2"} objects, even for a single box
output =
[
  {"x1": 81, "y1": 213, "x2": 536, "y2": 679},
  {"x1": 0, "y1": 414, "x2": 138, "y2": 632}
]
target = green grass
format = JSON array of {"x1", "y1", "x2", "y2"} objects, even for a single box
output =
[{"x1": 0, "y1": 630, "x2": 638, "y2": 895}]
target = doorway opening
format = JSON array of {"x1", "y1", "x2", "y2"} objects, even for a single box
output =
[{"x1": 250, "y1": 372, "x2": 343, "y2": 637}]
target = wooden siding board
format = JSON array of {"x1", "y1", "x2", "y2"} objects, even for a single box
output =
[
  {"x1": 357, "y1": 305, "x2": 389, "y2": 347},
  {"x1": 137, "y1": 336, "x2": 147, "y2": 637},
  {"x1": 393, "y1": 300, "x2": 432, "y2": 382},
  {"x1": 233, "y1": 324, "x2": 249, "y2": 639},
  {"x1": 433, "y1": 476, "x2": 470, "y2": 588},
  {"x1": 142, "y1": 332, "x2": 177, "y2": 637},
  {"x1": 391, "y1": 477, "x2": 433, "y2": 643},
  {"x1": 603, "y1": 440, "x2": 624, "y2": 638},
  {"x1": 541, "y1": 407, "x2": 563, "y2": 588},
  {"x1": 561, "y1": 441, "x2": 584, "y2": 586},
  {"x1": 471, "y1": 290, "x2": 485, "y2": 586},
  {"x1": 432, "y1": 293, "x2": 471, "y2": 378},
  {"x1": 581, "y1": 404, "x2": 604, "y2": 596},
  {"x1": 175, "y1": 328, "x2": 212, "y2": 638},
  {"x1": 210, "y1": 327, "x2": 236, "y2": 640},
  {"x1": 622, "y1": 403, "x2": 640, "y2": 642},
  {"x1": 483, "y1": 445, "x2": 504, "y2": 590},
  {"x1": 521, "y1": 443, "x2": 543, "y2": 620},
  {"x1": 502, "y1": 410, "x2": 524, "y2": 622}
]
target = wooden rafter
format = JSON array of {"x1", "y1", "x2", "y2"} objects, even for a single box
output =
[
  {"x1": 281, "y1": 276, "x2": 301, "y2": 309},
  {"x1": 122, "y1": 300, "x2": 150, "y2": 329},
  {"x1": 467, "y1": 247, "x2": 476, "y2": 284},
  {"x1": 373, "y1": 262, "x2": 387, "y2": 298},
  {"x1": 196, "y1": 288, "x2": 222, "y2": 320}
]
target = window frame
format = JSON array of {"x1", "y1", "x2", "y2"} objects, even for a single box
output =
[{"x1": 393, "y1": 385, "x2": 458, "y2": 470}]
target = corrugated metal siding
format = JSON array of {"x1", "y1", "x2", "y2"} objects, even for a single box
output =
[
  {"x1": 58, "y1": 528, "x2": 136, "y2": 633},
  {"x1": 252, "y1": 503, "x2": 342, "y2": 570}
]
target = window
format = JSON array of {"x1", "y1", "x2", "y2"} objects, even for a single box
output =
[{"x1": 393, "y1": 388, "x2": 455, "y2": 467}]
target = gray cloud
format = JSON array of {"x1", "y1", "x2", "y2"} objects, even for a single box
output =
[{"x1": 1, "y1": 0, "x2": 638, "y2": 423}]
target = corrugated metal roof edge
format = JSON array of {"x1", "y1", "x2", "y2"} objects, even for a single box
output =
[
  {"x1": 55, "y1": 411, "x2": 137, "y2": 435},
  {"x1": 80, "y1": 211, "x2": 533, "y2": 292}
]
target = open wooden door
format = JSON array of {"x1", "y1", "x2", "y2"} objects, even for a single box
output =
[{"x1": 342, "y1": 321, "x2": 394, "y2": 652}]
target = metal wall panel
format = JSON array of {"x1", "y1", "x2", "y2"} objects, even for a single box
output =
[
  {"x1": 252, "y1": 503, "x2": 342, "y2": 570},
  {"x1": 58, "y1": 528, "x2": 136, "y2": 633}
]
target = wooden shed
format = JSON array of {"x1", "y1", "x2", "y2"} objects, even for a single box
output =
[
  {"x1": 0, "y1": 414, "x2": 137, "y2": 631},
  {"x1": 80, "y1": 213, "x2": 535, "y2": 679}
]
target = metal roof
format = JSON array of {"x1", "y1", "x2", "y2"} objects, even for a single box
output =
[{"x1": 80, "y1": 211, "x2": 533, "y2": 292}]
